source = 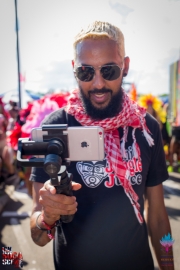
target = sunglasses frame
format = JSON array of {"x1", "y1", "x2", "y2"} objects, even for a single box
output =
[{"x1": 74, "y1": 64, "x2": 124, "y2": 82}]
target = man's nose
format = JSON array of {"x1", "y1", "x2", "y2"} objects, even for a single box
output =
[{"x1": 92, "y1": 70, "x2": 106, "y2": 89}]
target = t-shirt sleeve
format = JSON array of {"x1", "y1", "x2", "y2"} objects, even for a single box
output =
[
  {"x1": 145, "y1": 115, "x2": 169, "y2": 187},
  {"x1": 29, "y1": 167, "x2": 50, "y2": 183}
]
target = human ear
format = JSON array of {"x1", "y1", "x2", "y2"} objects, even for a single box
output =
[
  {"x1": 123, "y1": 56, "x2": 130, "y2": 77},
  {"x1": 72, "y1": 60, "x2": 78, "y2": 80}
]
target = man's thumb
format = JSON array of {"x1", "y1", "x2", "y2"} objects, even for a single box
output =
[{"x1": 72, "y1": 182, "x2": 82, "y2": 191}]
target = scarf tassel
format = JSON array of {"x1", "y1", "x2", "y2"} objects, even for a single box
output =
[
  {"x1": 142, "y1": 129, "x2": 154, "y2": 146},
  {"x1": 121, "y1": 127, "x2": 129, "y2": 159},
  {"x1": 121, "y1": 140, "x2": 126, "y2": 159},
  {"x1": 125, "y1": 191, "x2": 143, "y2": 224},
  {"x1": 132, "y1": 142, "x2": 139, "y2": 159}
]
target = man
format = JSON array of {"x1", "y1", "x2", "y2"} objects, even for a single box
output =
[{"x1": 30, "y1": 21, "x2": 174, "y2": 269}]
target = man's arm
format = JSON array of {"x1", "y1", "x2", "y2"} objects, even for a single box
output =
[
  {"x1": 30, "y1": 181, "x2": 81, "y2": 247},
  {"x1": 144, "y1": 183, "x2": 174, "y2": 270}
]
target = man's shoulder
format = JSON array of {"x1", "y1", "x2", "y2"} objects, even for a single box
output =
[
  {"x1": 145, "y1": 112, "x2": 160, "y2": 130},
  {"x1": 42, "y1": 106, "x2": 81, "y2": 126},
  {"x1": 41, "y1": 107, "x2": 67, "y2": 125}
]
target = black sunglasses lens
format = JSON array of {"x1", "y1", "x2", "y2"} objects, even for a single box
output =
[
  {"x1": 101, "y1": 65, "x2": 120, "y2": 81},
  {"x1": 76, "y1": 66, "x2": 94, "y2": 82}
]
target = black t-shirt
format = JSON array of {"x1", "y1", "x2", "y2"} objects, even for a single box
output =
[{"x1": 30, "y1": 108, "x2": 169, "y2": 270}]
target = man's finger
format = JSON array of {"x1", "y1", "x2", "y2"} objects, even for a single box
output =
[{"x1": 44, "y1": 180, "x2": 56, "y2": 194}]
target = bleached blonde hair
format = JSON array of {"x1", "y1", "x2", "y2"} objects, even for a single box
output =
[{"x1": 73, "y1": 21, "x2": 125, "y2": 60}]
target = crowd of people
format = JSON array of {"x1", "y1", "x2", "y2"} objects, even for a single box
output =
[
  {"x1": 135, "y1": 92, "x2": 180, "y2": 173},
  {"x1": 0, "y1": 99, "x2": 19, "y2": 191},
  {"x1": 0, "y1": 92, "x2": 69, "y2": 194}
]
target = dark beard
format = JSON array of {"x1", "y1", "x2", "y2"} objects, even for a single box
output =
[{"x1": 79, "y1": 87, "x2": 124, "y2": 120}]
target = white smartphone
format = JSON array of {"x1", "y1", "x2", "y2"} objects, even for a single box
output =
[{"x1": 31, "y1": 125, "x2": 105, "y2": 161}]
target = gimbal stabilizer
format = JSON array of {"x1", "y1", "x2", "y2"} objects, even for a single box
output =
[{"x1": 17, "y1": 124, "x2": 74, "y2": 223}]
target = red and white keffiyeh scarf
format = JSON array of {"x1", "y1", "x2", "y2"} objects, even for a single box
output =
[{"x1": 66, "y1": 88, "x2": 154, "y2": 224}]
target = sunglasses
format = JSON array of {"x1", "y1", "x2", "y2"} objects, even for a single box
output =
[{"x1": 74, "y1": 64, "x2": 123, "y2": 82}]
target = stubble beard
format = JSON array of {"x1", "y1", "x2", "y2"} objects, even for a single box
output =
[{"x1": 79, "y1": 86, "x2": 124, "y2": 120}]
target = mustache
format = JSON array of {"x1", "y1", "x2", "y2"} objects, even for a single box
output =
[{"x1": 88, "y1": 88, "x2": 112, "y2": 95}]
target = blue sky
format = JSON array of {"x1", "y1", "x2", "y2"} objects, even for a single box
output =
[{"x1": 1, "y1": 0, "x2": 180, "y2": 101}]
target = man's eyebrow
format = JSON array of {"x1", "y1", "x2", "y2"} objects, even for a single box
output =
[
  {"x1": 80, "y1": 63, "x2": 91, "y2": 66},
  {"x1": 104, "y1": 62, "x2": 117, "y2": 65}
]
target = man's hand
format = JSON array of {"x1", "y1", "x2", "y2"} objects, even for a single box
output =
[{"x1": 39, "y1": 180, "x2": 82, "y2": 225}]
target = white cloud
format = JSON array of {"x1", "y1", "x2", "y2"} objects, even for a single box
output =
[{"x1": 109, "y1": 1, "x2": 134, "y2": 23}]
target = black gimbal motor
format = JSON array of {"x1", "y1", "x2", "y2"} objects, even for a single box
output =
[{"x1": 17, "y1": 124, "x2": 74, "y2": 223}]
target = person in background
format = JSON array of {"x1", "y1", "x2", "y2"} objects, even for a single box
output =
[
  {"x1": 5, "y1": 100, "x2": 20, "y2": 133},
  {"x1": 0, "y1": 100, "x2": 17, "y2": 189},
  {"x1": 29, "y1": 21, "x2": 173, "y2": 269},
  {"x1": 161, "y1": 103, "x2": 171, "y2": 164},
  {"x1": 168, "y1": 125, "x2": 180, "y2": 172}
]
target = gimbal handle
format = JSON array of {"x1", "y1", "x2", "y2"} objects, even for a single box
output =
[{"x1": 44, "y1": 155, "x2": 74, "y2": 223}]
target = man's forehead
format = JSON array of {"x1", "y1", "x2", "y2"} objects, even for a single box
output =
[
  {"x1": 76, "y1": 39, "x2": 117, "y2": 53},
  {"x1": 75, "y1": 39, "x2": 122, "y2": 65}
]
